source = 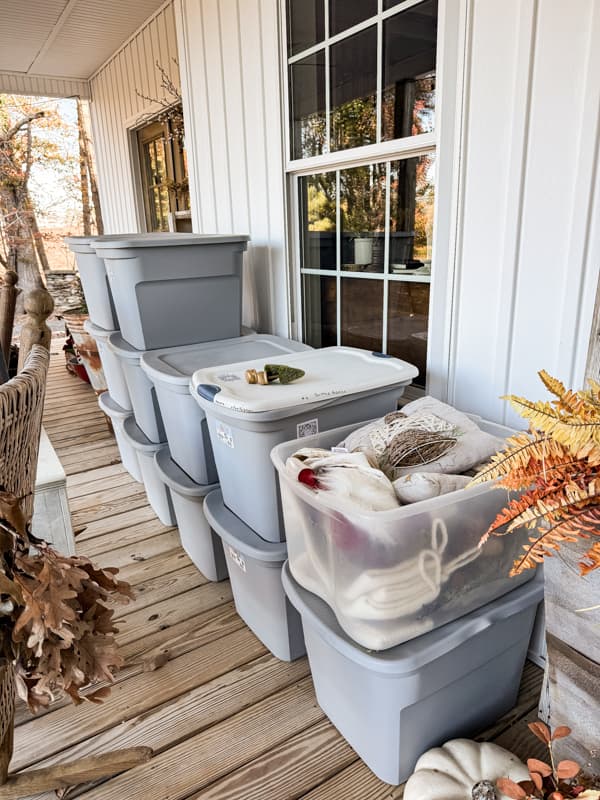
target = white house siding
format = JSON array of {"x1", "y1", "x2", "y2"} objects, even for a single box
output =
[
  {"x1": 175, "y1": 0, "x2": 288, "y2": 335},
  {"x1": 445, "y1": 0, "x2": 600, "y2": 427},
  {"x1": 88, "y1": 1, "x2": 181, "y2": 234},
  {"x1": 0, "y1": 73, "x2": 90, "y2": 99}
]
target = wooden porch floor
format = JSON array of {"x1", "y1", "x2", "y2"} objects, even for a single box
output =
[{"x1": 14, "y1": 343, "x2": 544, "y2": 799}]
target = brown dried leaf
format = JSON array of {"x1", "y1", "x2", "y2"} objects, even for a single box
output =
[
  {"x1": 528, "y1": 758, "x2": 553, "y2": 777},
  {"x1": 556, "y1": 760, "x2": 581, "y2": 780},
  {"x1": 552, "y1": 725, "x2": 572, "y2": 741},
  {"x1": 496, "y1": 778, "x2": 527, "y2": 799},
  {"x1": 529, "y1": 720, "x2": 552, "y2": 744}
]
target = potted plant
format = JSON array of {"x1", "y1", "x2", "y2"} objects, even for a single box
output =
[{"x1": 471, "y1": 371, "x2": 600, "y2": 780}]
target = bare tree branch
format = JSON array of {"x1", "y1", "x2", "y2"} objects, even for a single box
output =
[{"x1": 1, "y1": 111, "x2": 45, "y2": 143}]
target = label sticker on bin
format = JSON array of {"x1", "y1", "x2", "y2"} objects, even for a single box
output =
[
  {"x1": 216, "y1": 423, "x2": 234, "y2": 448},
  {"x1": 227, "y1": 545, "x2": 246, "y2": 572},
  {"x1": 297, "y1": 418, "x2": 318, "y2": 438}
]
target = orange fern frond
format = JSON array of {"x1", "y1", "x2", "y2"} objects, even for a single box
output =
[
  {"x1": 580, "y1": 539, "x2": 600, "y2": 575},
  {"x1": 508, "y1": 507, "x2": 600, "y2": 575},
  {"x1": 468, "y1": 432, "x2": 566, "y2": 487},
  {"x1": 538, "y1": 370, "x2": 600, "y2": 419},
  {"x1": 506, "y1": 395, "x2": 600, "y2": 455}
]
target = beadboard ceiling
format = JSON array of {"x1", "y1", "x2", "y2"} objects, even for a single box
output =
[{"x1": 0, "y1": 0, "x2": 166, "y2": 81}]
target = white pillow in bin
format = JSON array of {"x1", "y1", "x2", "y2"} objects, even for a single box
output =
[{"x1": 393, "y1": 472, "x2": 471, "y2": 504}]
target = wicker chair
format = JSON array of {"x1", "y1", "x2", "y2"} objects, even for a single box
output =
[{"x1": 0, "y1": 344, "x2": 49, "y2": 780}]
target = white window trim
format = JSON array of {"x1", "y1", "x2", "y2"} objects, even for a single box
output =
[{"x1": 280, "y1": 0, "x2": 468, "y2": 399}]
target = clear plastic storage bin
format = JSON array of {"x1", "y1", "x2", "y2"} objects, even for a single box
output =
[
  {"x1": 94, "y1": 234, "x2": 249, "y2": 350},
  {"x1": 272, "y1": 418, "x2": 534, "y2": 651}
]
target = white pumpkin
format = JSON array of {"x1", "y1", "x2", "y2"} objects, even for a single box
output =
[{"x1": 404, "y1": 739, "x2": 530, "y2": 800}]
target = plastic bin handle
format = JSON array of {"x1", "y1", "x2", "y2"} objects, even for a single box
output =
[{"x1": 197, "y1": 384, "x2": 221, "y2": 402}]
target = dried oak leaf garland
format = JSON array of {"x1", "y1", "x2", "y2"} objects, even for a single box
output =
[{"x1": 0, "y1": 491, "x2": 133, "y2": 713}]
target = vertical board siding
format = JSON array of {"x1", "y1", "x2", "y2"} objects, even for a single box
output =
[
  {"x1": 448, "y1": 0, "x2": 600, "y2": 427},
  {"x1": 175, "y1": 0, "x2": 288, "y2": 334},
  {"x1": 89, "y1": 3, "x2": 180, "y2": 234}
]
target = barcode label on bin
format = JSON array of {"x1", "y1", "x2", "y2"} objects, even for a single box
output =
[
  {"x1": 227, "y1": 546, "x2": 246, "y2": 573},
  {"x1": 297, "y1": 418, "x2": 318, "y2": 439}
]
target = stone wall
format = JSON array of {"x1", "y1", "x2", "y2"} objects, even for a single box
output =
[{"x1": 45, "y1": 271, "x2": 85, "y2": 313}]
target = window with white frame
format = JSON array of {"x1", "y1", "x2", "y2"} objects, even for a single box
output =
[{"x1": 286, "y1": 0, "x2": 438, "y2": 388}]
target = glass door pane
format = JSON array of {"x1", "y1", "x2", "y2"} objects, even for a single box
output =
[
  {"x1": 341, "y1": 277, "x2": 383, "y2": 351},
  {"x1": 330, "y1": 26, "x2": 378, "y2": 151},
  {"x1": 340, "y1": 164, "x2": 386, "y2": 273},
  {"x1": 303, "y1": 275, "x2": 337, "y2": 347}
]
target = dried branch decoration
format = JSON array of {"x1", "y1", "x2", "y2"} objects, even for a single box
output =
[
  {"x1": 470, "y1": 371, "x2": 600, "y2": 576},
  {"x1": 0, "y1": 492, "x2": 132, "y2": 713}
]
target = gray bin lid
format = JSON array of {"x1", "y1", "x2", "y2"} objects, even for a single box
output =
[
  {"x1": 155, "y1": 446, "x2": 218, "y2": 497},
  {"x1": 65, "y1": 233, "x2": 158, "y2": 253},
  {"x1": 192, "y1": 346, "x2": 418, "y2": 418},
  {"x1": 282, "y1": 561, "x2": 543, "y2": 672},
  {"x1": 141, "y1": 334, "x2": 310, "y2": 387},
  {"x1": 204, "y1": 489, "x2": 287, "y2": 562},
  {"x1": 94, "y1": 233, "x2": 250, "y2": 250},
  {"x1": 108, "y1": 332, "x2": 143, "y2": 361},
  {"x1": 84, "y1": 318, "x2": 118, "y2": 339},
  {"x1": 122, "y1": 415, "x2": 165, "y2": 453},
  {"x1": 98, "y1": 391, "x2": 130, "y2": 420}
]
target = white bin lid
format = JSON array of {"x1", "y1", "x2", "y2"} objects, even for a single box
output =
[
  {"x1": 98, "y1": 391, "x2": 130, "y2": 420},
  {"x1": 154, "y1": 446, "x2": 218, "y2": 497},
  {"x1": 94, "y1": 233, "x2": 249, "y2": 250},
  {"x1": 192, "y1": 347, "x2": 418, "y2": 416},
  {"x1": 65, "y1": 233, "x2": 157, "y2": 253},
  {"x1": 84, "y1": 318, "x2": 118, "y2": 340},
  {"x1": 108, "y1": 333, "x2": 143, "y2": 361},
  {"x1": 141, "y1": 334, "x2": 310, "y2": 387}
]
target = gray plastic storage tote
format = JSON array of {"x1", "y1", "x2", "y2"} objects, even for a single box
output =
[
  {"x1": 94, "y1": 234, "x2": 249, "y2": 350},
  {"x1": 204, "y1": 489, "x2": 305, "y2": 661},
  {"x1": 192, "y1": 347, "x2": 417, "y2": 542},
  {"x1": 282, "y1": 562, "x2": 542, "y2": 785},
  {"x1": 108, "y1": 333, "x2": 166, "y2": 443},
  {"x1": 84, "y1": 320, "x2": 132, "y2": 411},
  {"x1": 272, "y1": 418, "x2": 533, "y2": 651},
  {"x1": 155, "y1": 447, "x2": 225, "y2": 582},
  {"x1": 122, "y1": 417, "x2": 175, "y2": 526},
  {"x1": 66, "y1": 234, "x2": 155, "y2": 331},
  {"x1": 97, "y1": 392, "x2": 141, "y2": 482},
  {"x1": 141, "y1": 334, "x2": 311, "y2": 484}
]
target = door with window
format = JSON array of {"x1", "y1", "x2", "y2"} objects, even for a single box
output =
[
  {"x1": 137, "y1": 106, "x2": 190, "y2": 232},
  {"x1": 286, "y1": 0, "x2": 438, "y2": 388}
]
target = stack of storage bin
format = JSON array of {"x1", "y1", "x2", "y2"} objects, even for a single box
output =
[
  {"x1": 191, "y1": 348, "x2": 419, "y2": 660},
  {"x1": 269, "y1": 418, "x2": 542, "y2": 783},
  {"x1": 67, "y1": 232, "x2": 312, "y2": 583}
]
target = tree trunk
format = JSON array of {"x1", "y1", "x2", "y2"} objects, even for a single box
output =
[
  {"x1": 0, "y1": 664, "x2": 14, "y2": 785},
  {"x1": 77, "y1": 100, "x2": 103, "y2": 235},
  {"x1": 25, "y1": 195, "x2": 50, "y2": 274},
  {"x1": 76, "y1": 100, "x2": 92, "y2": 236}
]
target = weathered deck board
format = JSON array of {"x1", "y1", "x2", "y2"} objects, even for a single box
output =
[{"x1": 9, "y1": 344, "x2": 545, "y2": 800}]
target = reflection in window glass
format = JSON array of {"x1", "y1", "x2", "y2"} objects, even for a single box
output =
[
  {"x1": 287, "y1": 0, "x2": 325, "y2": 56},
  {"x1": 387, "y1": 281, "x2": 429, "y2": 387},
  {"x1": 381, "y1": 0, "x2": 438, "y2": 140},
  {"x1": 329, "y1": 0, "x2": 377, "y2": 36},
  {"x1": 341, "y1": 278, "x2": 383, "y2": 352},
  {"x1": 389, "y1": 154, "x2": 435, "y2": 268},
  {"x1": 290, "y1": 52, "x2": 326, "y2": 159},
  {"x1": 303, "y1": 275, "x2": 337, "y2": 348},
  {"x1": 330, "y1": 26, "x2": 377, "y2": 152},
  {"x1": 340, "y1": 164, "x2": 386, "y2": 273},
  {"x1": 300, "y1": 173, "x2": 337, "y2": 269}
]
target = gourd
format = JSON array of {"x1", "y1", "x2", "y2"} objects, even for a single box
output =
[{"x1": 404, "y1": 739, "x2": 530, "y2": 800}]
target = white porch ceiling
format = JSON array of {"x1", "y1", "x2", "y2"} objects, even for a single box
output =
[{"x1": 0, "y1": 0, "x2": 166, "y2": 96}]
